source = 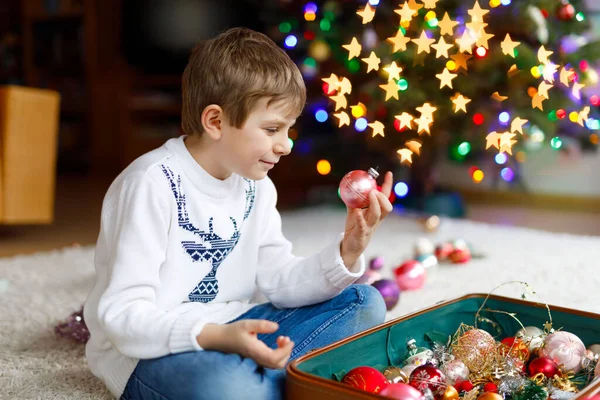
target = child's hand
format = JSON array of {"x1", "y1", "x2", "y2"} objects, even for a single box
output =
[
  {"x1": 221, "y1": 320, "x2": 294, "y2": 369},
  {"x1": 340, "y1": 171, "x2": 394, "y2": 269}
]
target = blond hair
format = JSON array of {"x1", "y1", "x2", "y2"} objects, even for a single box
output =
[{"x1": 182, "y1": 27, "x2": 306, "y2": 135}]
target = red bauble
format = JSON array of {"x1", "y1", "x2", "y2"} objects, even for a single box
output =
[
  {"x1": 456, "y1": 380, "x2": 474, "y2": 393},
  {"x1": 449, "y1": 248, "x2": 471, "y2": 264},
  {"x1": 394, "y1": 260, "x2": 426, "y2": 291},
  {"x1": 556, "y1": 3, "x2": 575, "y2": 21},
  {"x1": 409, "y1": 363, "x2": 446, "y2": 397},
  {"x1": 484, "y1": 382, "x2": 498, "y2": 393},
  {"x1": 528, "y1": 356, "x2": 560, "y2": 378},
  {"x1": 341, "y1": 366, "x2": 389, "y2": 393},
  {"x1": 339, "y1": 168, "x2": 379, "y2": 209},
  {"x1": 500, "y1": 337, "x2": 531, "y2": 362},
  {"x1": 435, "y1": 242, "x2": 454, "y2": 261}
]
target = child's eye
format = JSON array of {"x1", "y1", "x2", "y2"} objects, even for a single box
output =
[{"x1": 265, "y1": 128, "x2": 278, "y2": 134}]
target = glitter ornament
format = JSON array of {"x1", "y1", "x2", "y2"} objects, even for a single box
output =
[
  {"x1": 403, "y1": 339, "x2": 434, "y2": 369},
  {"x1": 380, "y1": 383, "x2": 425, "y2": 400},
  {"x1": 515, "y1": 326, "x2": 545, "y2": 352},
  {"x1": 384, "y1": 366, "x2": 409, "y2": 384},
  {"x1": 409, "y1": 363, "x2": 446, "y2": 397},
  {"x1": 500, "y1": 337, "x2": 531, "y2": 362},
  {"x1": 372, "y1": 279, "x2": 401, "y2": 310},
  {"x1": 442, "y1": 385, "x2": 460, "y2": 400},
  {"x1": 339, "y1": 168, "x2": 379, "y2": 209},
  {"x1": 442, "y1": 360, "x2": 470, "y2": 386},
  {"x1": 341, "y1": 366, "x2": 389, "y2": 393},
  {"x1": 452, "y1": 329, "x2": 497, "y2": 373},
  {"x1": 394, "y1": 260, "x2": 426, "y2": 290},
  {"x1": 540, "y1": 331, "x2": 586, "y2": 373},
  {"x1": 528, "y1": 356, "x2": 559, "y2": 378},
  {"x1": 54, "y1": 307, "x2": 90, "y2": 343}
]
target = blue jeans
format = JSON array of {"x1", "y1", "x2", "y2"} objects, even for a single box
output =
[{"x1": 120, "y1": 284, "x2": 386, "y2": 400}]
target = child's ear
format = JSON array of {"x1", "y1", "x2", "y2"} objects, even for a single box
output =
[{"x1": 201, "y1": 104, "x2": 224, "y2": 140}]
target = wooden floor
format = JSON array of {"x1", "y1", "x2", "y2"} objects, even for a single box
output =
[{"x1": 1, "y1": 177, "x2": 599, "y2": 258}]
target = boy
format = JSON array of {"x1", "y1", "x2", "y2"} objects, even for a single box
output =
[{"x1": 84, "y1": 27, "x2": 394, "y2": 400}]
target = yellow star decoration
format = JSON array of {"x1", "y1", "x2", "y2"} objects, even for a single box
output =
[
  {"x1": 357, "y1": 3, "x2": 376, "y2": 24},
  {"x1": 577, "y1": 106, "x2": 590, "y2": 126},
  {"x1": 456, "y1": 31, "x2": 475, "y2": 54},
  {"x1": 438, "y1": 12, "x2": 459, "y2": 36},
  {"x1": 486, "y1": 131, "x2": 500, "y2": 149},
  {"x1": 384, "y1": 62, "x2": 403, "y2": 80},
  {"x1": 451, "y1": 93, "x2": 471, "y2": 113},
  {"x1": 407, "y1": 0, "x2": 423, "y2": 12},
  {"x1": 397, "y1": 148, "x2": 414, "y2": 164},
  {"x1": 395, "y1": 112, "x2": 414, "y2": 130},
  {"x1": 475, "y1": 29, "x2": 494, "y2": 50},
  {"x1": 511, "y1": 117, "x2": 528, "y2": 134},
  {"x1": 330, "y1": 92, "x2": 347, "y2": 111},
  {"x1": 422, "y1": 0, "x2": 439, "y2": 9},
  {"x1": 431, "y1": 37, "x2": 454, "y2": 58},
  {"x1": 501, "y1": 34, "x2": 520, "y2": 58},
  {"x1": 333, "y1": 111, "x2": 350, "y2": 127},
  {"x1": 466, "y1": 20, "x2": 487, "y2": 34},
  {"x1": 416, "y1": 102, "x2": 437, "y2": 119},
  {"x1": 414, "y1": 116, "x2": 433, "y2": 135},
  {"x1": 468, "y1": 0, "x2": 489, "y2": 22},
  {"x1": 491, "y1": 92, "x2": 508, "y2": 102},
  {"x1": 499, "y1": 132, "x2": 517, "y2": 154},
  {"x1": 338, "y1": 77, "x2": 352, "y2": 95},
  {"x1": 560, "y1": 66, "x2": 575, "y2": 87},
  {"x1": 451, "y1": 53, "x2": 471, "y2": 72},
  {"x1": 532, "y1": 93, "x2": 545, "y2": 111},
  {"x1": 500, "y1": 139, "x2": 518, "y2": 155},
  {"x1": 322, "y1": 73, "x2": 340, "y2": 91},
  {"x1": 395, "y1": 2, "x2": 418, "y2": 23},
  {"x1": 387, "y1": 30, "x2": 411, "y2": 53},
  {"x1": 361, "y1": 51, "x2": 381, "y2": 72},
  {"x1": 543, "y1": 63, "x2": 559, "y2": 83},
  {"x1": 413, "y1": 30, "x2": 436, "y2": 54},
  {"x1": 537, "y1": 81, "x2": 553, "y2": 99},
  {"x1": 538, "y1": 45, "x2": 553, "y2": 64},
  {"x1": 436, "y1": 68, "x2": 457, "y2": 89},
  {"x1": 572, "y1": 82, "x2": 585, "y2": 100},
  {"x1": 406, "y1": 140, "x2": 422, "y2": 155},
  {"x1": 508, "y1": 64, "x2": 520, "y2": 78},
  {"x1": 343, "y1": 37, "x2": 362, "y2": 59},
  {"x1": 369, "y1": 121, "x2": 385, "y2": 137},
  {"x1": 379, "y1": 80, "x2": 400, "y2": 101}
]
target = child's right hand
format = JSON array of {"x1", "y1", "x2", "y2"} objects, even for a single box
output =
[{"x1": 204, "y1": 320, "x2": 294, "y2": 369}]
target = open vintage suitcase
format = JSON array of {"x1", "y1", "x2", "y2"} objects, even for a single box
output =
[{"x1": 286, "y1": 294, "x2": 600, "y2": 399}]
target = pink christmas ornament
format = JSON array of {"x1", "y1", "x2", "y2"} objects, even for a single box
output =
[
  {"x1": 394, "y1": 260, "x2": 426, "y2": 291},
  {"x1": 540, "y1": 331, "x2": 587, "y2": 373},
  {"x1": 380, "y1": 383, "x2": 424, "y2": 400},
  {"x1": 339, "y1": 168, "x2": 379, "y2": 209}
]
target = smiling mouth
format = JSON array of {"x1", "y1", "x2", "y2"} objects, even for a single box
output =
[{"x1": 260, "y1": 160, "x2": 276, "y2": 166}]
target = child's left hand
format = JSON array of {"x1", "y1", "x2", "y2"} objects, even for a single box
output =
[{"x1": 340, "y1": 171, "x2": 394, "y2": 270}]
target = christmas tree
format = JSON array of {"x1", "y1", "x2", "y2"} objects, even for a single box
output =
[{"x1": 259, "y1": 0, "x2": 600, "y2": 208}]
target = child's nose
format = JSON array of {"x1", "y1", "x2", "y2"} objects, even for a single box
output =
[{"x1": 274, "y1": 137, "x2": 291, "y2": 156}]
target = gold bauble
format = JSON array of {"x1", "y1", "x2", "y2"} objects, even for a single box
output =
[
  {"x1": 383, "y1": 366, "x2": 408, "y2": 384},
  {"x1": 442, "y1": 385, "x2": 459, "y2": 400},
  {"x1": 452, "y1": 329, "x2": 497, "y2": 373},
  {"x1": 476, "y1": 393, "x2": 503, "y2": 400}
]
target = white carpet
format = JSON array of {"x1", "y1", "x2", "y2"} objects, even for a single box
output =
[{"x1": 2, "y1": 207, "x2": 600, "y2": 399}]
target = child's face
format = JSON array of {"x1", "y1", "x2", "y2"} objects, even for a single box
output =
[{"x1": 219, "y1": 97, "x2": 296, "y2": 181}]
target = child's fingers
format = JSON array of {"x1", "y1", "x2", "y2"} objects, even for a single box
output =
[
  {"x1": 242, "y1": 319, "x2": 278, "y2": 334},
  {"x1": 380, "y1": 171, "x2": 393, "y2": 198},
  {"x1": 376, "y1": 191, "x2": 393, "y2": 218},
  {"x1": 366, "y1": 191, "x2": 381, "y2": 227}
]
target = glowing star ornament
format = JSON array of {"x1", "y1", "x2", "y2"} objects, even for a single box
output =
[
  {"x1": 369, "y1": 121, "x2": 385, "y2": 137},
  {"x1": 362, "y1": 51, "x2": 381, "y2": 73},
  {"x1": 475, "y1": 29, "x2": 494, "y2": 49},
  {"x1": 406, "y1": 0, "x2": 423, "y2": 12},
  {"x1": 395, "y1": 3, "x2": 418, "y2": 23},
  {"x1": 456, "y1": 31, "x2": 476, "y2": 54},
  {"x1": 532, "y1": 93, "x2": 545, "y2": 110},
  {"x1": 338, "y1": 77, "x2": 352, "y2": 95},
  {"x1": 486, "y1": 131, "x2": 501, "y2": 149},
  {"x1": 330, "y1": 92, "x2": 348, "y2": 111},
  {"x1": 334, "y1": 111, "x2": 350, "y2": 127},
  {"x1": 343, "y1": 37, "x2": 362, "y2": 60},
  {"x1": 538, "y1": 45, "x2": 553, "y2": 64},
  {"x1": 431, "y1": 37, "x2": 454, "y2": 58},
  {"x1": 572, "y1": 82, "x2": 585, "y2": 100},
  {"x1": 438, "y1": 12, "x2": 459, "y2": 36},
  {"x1": 452, "y1": 93, "x2": 471, "y2": 113},
  {"x1": 507, "y1": 64, "x2": 520, "y2": 78},
  {"x1": 322, "y1": 73, "x2": 340, "y2": 91},
  {"x1": 491, "y1": 92, "x2": 508, "y2": 102},
  {"x1": 384, "y1": 62, "x2": 403, "y2": 81},
  {"x1": 537, "y1": 81, "x2": 553, "y2": 99},
  {"x1": 577, "y1": 106, "x2": 590, "y2": 126},
  {"x1": 543, "y1": 63, "x2": 559, "y2": 83},
  {"x1": 511, "y1": 117, "x2": 528, "y2": 134},
  {"x1": 436, "y1": 68, "x2": 457, "y2": 89},
  {"x1": 387, "y1": 30, "x2": 411, "y2": 53},
  {"x1": 406, "y1": 140, "x2": 422, "y2": 155},
  {"x1": 451, "y1": 53, "x2": 472, "y2": 72},
  {"x1": 416, "y1": 102, "x2": 437, "y2": 118},
  {"x1": 560, "y1": 67, "x2": 575, "y2": 87},
  {"x1": 357, "y1": 3, "x2": 376, "y2": 24},
  {"x1": 413, "y1": 31, "x2": 436, "y2": 54},
  {"x1": 397, "y1": 148, "x2": 414, "y2": 164},
  {"x1": 468, "y1": 0, "x2": 490, "y2": 22},
  {"x1": 501, "y1": 34, "x2": 520, "y2": 58},
  {"x1": 414, "y1": 116, "x2": 433, "y2": 135},
  {"x1": 380, "y1": 81, "x2": 400, "y2": 101},
  {"x1": 422, "y1": 0, "x2": 439, "y2": 8},
  {"x1": 395, "y1": 112, "x2": 414, "y2": 130}
]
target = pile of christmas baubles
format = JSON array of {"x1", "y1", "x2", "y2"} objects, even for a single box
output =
[{"x1": 359, "y1": 238, "x2": 474, "y2": 312}]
